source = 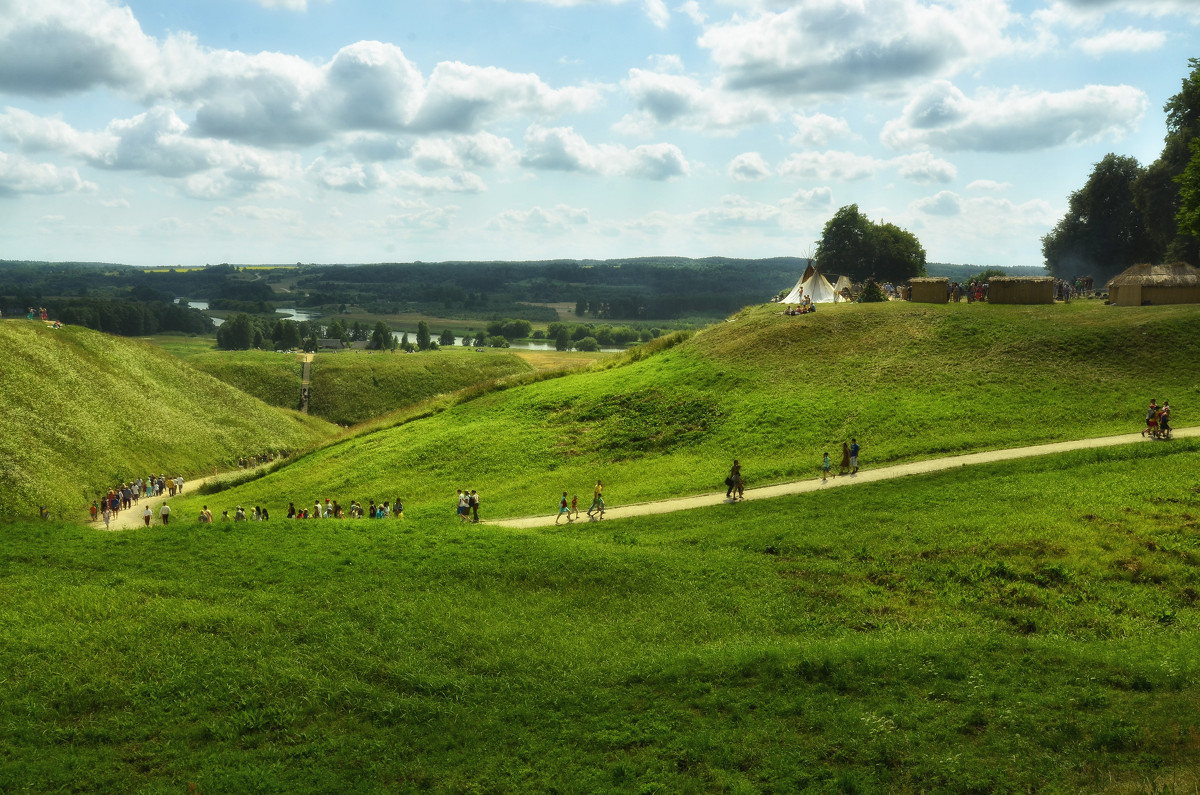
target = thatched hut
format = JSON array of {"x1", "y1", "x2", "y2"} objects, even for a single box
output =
[
  {"x1": 1107, "y1": 262, "x2": 1200, "y2": 306},
  {"x1": 908, "y1": 277, "x2": 948, "y2": 303},
  {"x1": 988, "y1": 276, "x2": 1055, "y2": 305}
]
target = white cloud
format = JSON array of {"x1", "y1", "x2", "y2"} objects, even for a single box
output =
[
  {"x1": 487, "y1": 204, "x2": 590, "y2": 235},
  {"x1": 1075, "y1": 27, "x2": 1167, "y2": 56},
  {"x1": 501, "y1": 0, "x2": 671, "y2": 27},
  {"x1": 618, "y1": 68, "x2": 778, "y2": 134},
  {"x1": 780, "y1": 150, "x2": 884, "y2": 182},
  {"x1": 698, "y1": 0, "x2": 1019, "y2": 98},
  {"x1": 913, "y1": 190, "x2": 963, "y2": 216},
  {"x1": 245, "y1": 0, "x2": 331, "y2": 10},
  {"x1": 692, "y1": 195, "x2": 783, "y2": 229},
  {"x1": 728, "y1": 152, "x2": 771, "y2": 181},
  {"x1": 780, "y1": 186, "x2": 834, "y2": 210},
  {"x1": 881, "y1": 80, "x2": 1147, "y2": 152},
  {"x1": 0, "y1": 151, "x2": 95, "y2": 196},
  {"x1": 790, "y1": 113, "x2": 853, "y2": 148},
  {"x1": 521, "y1": 125, "x2": 689, "y2": 180},
  {"x1": 967, "y1": 179, "x2": 1011, "y2": 192},
  {"x1": 893, "y1": 151, "x2": 957, "y2": 184}
]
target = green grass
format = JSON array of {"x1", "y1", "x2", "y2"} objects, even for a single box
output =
[
  {"x1": 2, "y1": 441, "x2": 1199, "y2": 792},
  {"x1": 306, "y1": 347, "x2": 535, "y2": 426},
  {"x1": 186, "y1": 350, "x2": 305, "y2": 410},
  {"x1": 179, "y1": 300, "x2": 1200, "y2": 523},
  {"x1": 0, "y1": 321, "x2": 337, "y2": 517}
]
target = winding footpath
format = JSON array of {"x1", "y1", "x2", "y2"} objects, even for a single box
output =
[
  {"x1": 489, "y1": 427, "x2": 1200, "y2": 530},
  {"x1": 95, "y1": 427, "x2": 1196, "y2": 532}
]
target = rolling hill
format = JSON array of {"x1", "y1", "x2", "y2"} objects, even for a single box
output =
[{"x1": 0, "y1": 321, "x2": 337, "y2": 517}]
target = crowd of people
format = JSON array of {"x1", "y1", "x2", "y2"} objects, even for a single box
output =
[
  {"x1": 556, "y1": 480, "x2": 605, "y2": 523},
  {"x1": 91, "y1": 474, "x2": 186, "y2": 527}
]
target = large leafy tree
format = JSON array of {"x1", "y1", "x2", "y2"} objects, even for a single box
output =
[
  {"x1": 813, "y1": 205, "x2": 926, "y2": 282},
  {"x1": 1042, "y1": 154, "x2": 1154, "y2": 281},
  {"x1": 1138, "y1": 58, "x2": 1200, "y2": 264}
]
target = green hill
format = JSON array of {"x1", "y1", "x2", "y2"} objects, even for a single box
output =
[
  {"x1": 181, "y1": 300, "x2": 1200, "y2": 521},
  {"x1": 185, "y1": 349, "x2": 304, "y2": 410},
  {"x1": 0, "y1": 321, "x2": 337, "y2": 517},
  {"x1": 306, "y1": 349, "x2": 536, "y2": 426}
]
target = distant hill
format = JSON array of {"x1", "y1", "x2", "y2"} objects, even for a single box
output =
[
  {"x1": 926, "y1": 262, "x2": 1049, "y2": 280},
  {"x1": 0, "y1": 321, "x2": 337, "y2": 518}
]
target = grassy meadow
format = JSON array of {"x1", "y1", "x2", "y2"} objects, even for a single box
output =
[
  {"x1": 171, "y1": 299, "x2": 1200, "y2": 523},
  {"x1": 306, "y1": 348, "x2": 536, "y2": 426},
  {"x1": 0, "y1": 321, "x2": 336, "y2": 518},
  {"x1": 2, "y1": 441, "x2": 1199, "y2": 792},
  {"x1": 187, "y1": 350, "x2": 305, "y2": 411}
]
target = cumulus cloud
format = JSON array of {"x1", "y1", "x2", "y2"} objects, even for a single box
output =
[
  {"x1": 618, "y1": 68, "x2": 778, "y2": 134},
  {"x1": 503, "y1": 0, "x2": 671, "y2": 27},
  {"x1": 0, "y1": 0, "x2": 159, "y2": 96},
  {"x1": 698, "y1": 0, "x2": 1018, "y2": 98},
  {"x1": 521, "y1": 125, "x2": 689, "y2": 180},
  {"x1": 967, "y1": 179, "x2": 1011, "y2": 192},
  {"x1": 780, "y1": 186, "x2": 834, "y2": 210},
  {"x1": 780, "y1": 150, "x2": 884, "y2": 182},
  {"x1": 893, "y1": 151, "x2": 957, "y2": 184},
  {"x1": 729, "y1": 152, "x2": 771, "y2": 181},
  {"x1": 913, "y1": 190, "x2": 963, "y2": 216},
  {"x1": 1075, "y1": 27, "x2": 1167, "y2": 56},
  {"x1": 790, "y1": 113, "x2": 853, "y2": 148},
  {"x1": 881, "y1": 79, "x2": 1147, "y2": 152},
  {"x1": 0, "y1": 151, "x2": 96, "y2": 196},
  {"x1": 692, "y1": 195, "x2": 783, "y2": 229},
  {"x1": 487, "y1": 204, "x2": 590, "y2": 236}
]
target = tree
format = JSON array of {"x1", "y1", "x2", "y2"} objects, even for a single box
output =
[
  {"x1": 369, "y1": 321, "x2": 394, "y2": 350},
  {"x1": 439, "y1": 328, "x2": 456, "y2": 346},
  {"x1": 277, "y1": 320, "x2": 301, "y2": 350},
  {"x1": 1042, "y1": 154, "x2": 1154, "y2": 281},
  {"x1": 1137, "y1": 58, "x2": 1200, "y2": 264},
  {"x1": 555, "y1": 327, "x2": 571, "y2": 351},
  {"x1": 217, "y1": 313, "x2": 254, "y2": 350},
  {"x1": 813, "y1": 205, "x2": 926, "y2": 282},
  {"x1": 416, "y1": 320, "x2": 431, "y2": 350}
]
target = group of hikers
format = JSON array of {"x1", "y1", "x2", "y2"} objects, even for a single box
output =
[
  {"x1": 556, "y1": 480, "x2": 606, "y2": 524},
  {"x1": 91, "y1": 474, "x2": 186, "y2": 526},
  {"x1": 1143, "y1": 399, "x2": 1173, "y2": 439},
  {"x1": 285, "y1": 498, "x2": 403, "y2": 519}
]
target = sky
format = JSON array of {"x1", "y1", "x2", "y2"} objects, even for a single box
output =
[{"x1": 0, "y1": 0, "x2": 1196, "y2": 269}]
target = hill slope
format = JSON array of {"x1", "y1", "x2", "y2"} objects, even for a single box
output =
[
  {"x1": 0, "y1": 321, "x2": 337, "y2": 517},
  {"x1": 172, "y1": 300, "x2": 1200, "y2": 521}
]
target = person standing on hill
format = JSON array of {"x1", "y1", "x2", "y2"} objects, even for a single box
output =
[
  {"x1": 850, "y1": 438, "x2": 860, "y2": 475},
  {"x1": 822, "y1": 452, "x2": 831, "y2": 482},
  {"x1": 839, "y1": 442, "x2": 851, "y2": 475},
  {"x1": 469, "y1": 490, "x2": 480, "y2": 523}
]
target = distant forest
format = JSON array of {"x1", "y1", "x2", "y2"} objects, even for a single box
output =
[{"x1": 0, "y1": 257, "x2": 1043, "y2": 337}]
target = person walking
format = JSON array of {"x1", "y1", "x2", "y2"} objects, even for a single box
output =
[
  {"x1": 555, "y1": 492, "x2": 570, "y2": 525},
  {"x1": 159, "y1": 502, "x2": 171, "y2": 525},
  {"x1": 587, "y1": 479, "x2": 605, "y2": 519},
  {"x1": 839, "y1": 442, "x2": 851, "y2": 475},
  {"x1": 569, "y1": 494, "x2": 579, "y2": 523},
  {"x1": 822, "y1": 451, "x2": 831, "y2": 482},
  {"x1": 850, "y1": 438, "x2": 860, "y2": 475},
  {"x1": 727, "y1": 460, "x2": 743, "y2": 501},
  {"x1": 469, "y1": 490, "x2": 480, "y2": 523}
]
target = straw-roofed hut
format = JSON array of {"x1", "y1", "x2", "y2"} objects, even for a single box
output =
[
  {"x1": 908, "y1": 277, "x2": 948, "y2": 303},
  {"x1": 1107, "y1": 262, "x2": 1200, "y2": 306},
  {"x1": 988, "y1": 276, "x2": 1055, "y2": 305}
]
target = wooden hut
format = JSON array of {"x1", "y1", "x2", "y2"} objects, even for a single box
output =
[
  {"x1": 908, "y1": 277, "x2": 948, "y2": 303},
  {"x1": 1107, "y1": 262, "x2": 1200, "y2": 306},
  {"x1": 988, "y1": 276, "x2": 1055, "y2": 304}
]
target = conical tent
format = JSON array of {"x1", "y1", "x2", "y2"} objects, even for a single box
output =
[
  {"x1": 802, "y1": 272, "x2": 839, "y2": 303},
  {"x1": 780, "y1": 263, "x2": 816, "y2": 304},
  {"x1": 833, "y1": 275, "x2": 851, "y2": 301}
]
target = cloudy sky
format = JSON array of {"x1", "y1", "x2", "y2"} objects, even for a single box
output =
[{"x1": 0, "y1": 0, "x2": 1195, "y2": 268}]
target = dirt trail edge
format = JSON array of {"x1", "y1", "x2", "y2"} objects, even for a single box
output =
[{"x1": 489, "y1": 427, "x2": 1200, "y2": 530}]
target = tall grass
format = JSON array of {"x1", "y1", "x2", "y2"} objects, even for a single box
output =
[
  {"x1": 2, "y1": 442, "x2": 1198, "y2": 791},
  {"x1": 186, "y1": 350, "x2": 305, "y2": 410}
]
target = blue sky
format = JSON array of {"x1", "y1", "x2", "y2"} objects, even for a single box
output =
[{"x1": 0, "y1": 0, "x2": 1195, "y2": 268}]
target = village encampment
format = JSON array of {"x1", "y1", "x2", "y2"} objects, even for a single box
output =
[
  {"x1": 1106, "y1": 262, "x2": 1200, "y2": 306},
  {"x1": 780, "y1": 264, "x2": 846, "y2": 304}
]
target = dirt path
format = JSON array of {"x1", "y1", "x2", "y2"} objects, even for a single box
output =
[
  {"x1": 300, "y1": 353, "x2": 313, "y2": 414},
  {"x1": 100, "y1": 468, "x2": 252, "y2": 531},
  {"x1": 489, "y1": 427, "x2": 1200, "y2": 530}
]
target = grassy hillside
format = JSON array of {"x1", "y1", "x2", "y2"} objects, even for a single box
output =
[
  {"x1": 177, "y1": 300, "x2": 1200, "y2": 522},
  {"x1": 307, "y1": 348, "x2": 536, "y2": 425},
  {"x1": 0, "y1": 321, "x2": 336, "y2": 518},
  {"x1": 3, "y1": 441, "x2": 1198, "y2": 791},
  {"x1": 186, "y1": 350, "x2": 304, "y2": 410}
]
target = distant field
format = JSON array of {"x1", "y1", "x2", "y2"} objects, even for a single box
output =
[
  {"x1": 307, "y1": 347, "x2": 536, "y2": 426},
  {"x1": 3, "y1": 441, "x2": 1198, "y2": 791}
]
